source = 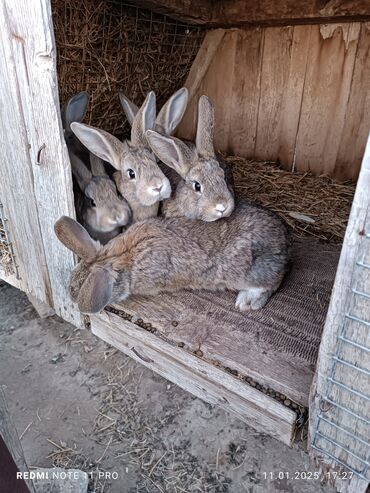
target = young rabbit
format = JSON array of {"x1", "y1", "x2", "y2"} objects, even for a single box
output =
[
  {"x1": 54, "y1": 199, "x2": 291, "y2": 315},
  {"x1": 71, "y1": 92, "x2": 171, "y2": 223},
  {"x1": 70, "y1": 150, "x2": 131, "y2": 244},
  {"x1": 62, "y1": 92, "x2": 131, "y2": 244},
  {"x1": 146, "y1": 95, "x2": 235, "y2": 222},
  {"x1": 119, "y1": 90, "x2": 234, "y2": 222}
]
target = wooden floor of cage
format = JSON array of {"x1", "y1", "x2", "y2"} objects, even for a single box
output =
[
  {"x1": 90, "y1": 158, "x2": 353, "y2": 445},
  {"x1": 91, "y1": 236, "x2": 340, "y2": 445}
]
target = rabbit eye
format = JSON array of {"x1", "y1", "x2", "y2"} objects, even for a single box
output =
[
  {"x1": 193, "y1": 181, "x2": 202, "y2": 193},
  {"x1": 90, "y1": 198, "x2": 97, "y2": 207},
  {"x1": 127, "y1": 168, "x2": 136, "y2": 180}
]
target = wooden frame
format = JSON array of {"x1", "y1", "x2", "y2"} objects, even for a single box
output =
[
  {"x1": 128, "y1": 0, "x2": 370, "y2": 27},
  {"x1": 0, "y1": 1, "x2": 369, "y2": 491},
  {"x1": 0, "y1": 0, "x2": 82, "y2": 326},
  {"x1": 308, "y1": 136, "x2": 370, "y2": 493},
  {"x1": 92, "y1": 309, "x2": 297, "y2": 446}
]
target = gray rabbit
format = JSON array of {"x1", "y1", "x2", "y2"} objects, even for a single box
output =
[
  {"x1": 62, "y1": 92, "x2": 130, "y2": 243},
  {"x1": 120, "y1": 89, "x2": 234, "y2": 222},
  {"x1": 55, "y1": 198, "x2": 291, "y2": 314},
  {"x1": 70, "y1": 92, "x2": 172, "y2": 223}
]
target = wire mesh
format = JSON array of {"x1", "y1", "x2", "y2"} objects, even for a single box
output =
[
  {"x1": 0, "y1": 202, "x2": 18, "y2": 277},
  {"x1": 312, "y1": 214, "x2": 370, "y2": 482},
  {"x1": 52, "y1": 0, "x2": 205, "y2": 138}
]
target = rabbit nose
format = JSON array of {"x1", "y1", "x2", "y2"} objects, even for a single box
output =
[
  {"x1": 151, "y1": 184, "x2": 163, "y2": 194},
  {"x1": 215, "y1": 203, "x2": 227, "y2": 213}
]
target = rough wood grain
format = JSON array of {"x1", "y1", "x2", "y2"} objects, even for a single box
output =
[
  {"x1": 1, "y1": 0, "x2": 82, "y2": 326},
  {"x1": 336, "y1": 22, "x2": 370, "y2": 181},
  {"x1": 178, "y1": 22, "x2": 370, "y2": 180},
  {"x1": 277, "y1": 25, "x2": 311, "y2": 169},
  {"x1": 0, "y1": 387, "x2": 36, "y2": 493},
  {"x1": 294, "y1": 23, "x2": 360, "y2": 176},
  {"x1": 255, "y1": 26, "x2": 294, "y2": 160},
  {"x1": 308, "y1": 135, "x2": 370, "y2": 493},
  {"x1": 176, "y1": 29, "x2": 225, "y2": 141},
  {"x1": 227, "y1": 28, "x2": 263, "y2": 156},
  {"x1": 128, "y1": 0, "x2": 370, "y2": 26},
  {"x1": 92, "y1": 310, "x2": 297, "y2": 446},
  {"x1": 27, "y1": 294, "x2": 55, "y2": 318},
  {"x1": 0, "y1": 1, "x2": 52, "y2": 302}
]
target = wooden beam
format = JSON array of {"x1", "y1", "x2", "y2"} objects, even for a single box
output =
[
  {"x1": 308, "y1": 134, "x2": 370, "y2": 493},
  {"x1": 129, "y1": 0, "x2": 370, "y2": 26},
  {"x1": 0, "y1": 0, "x2": 83, "y2": 327},
  {"x1": 92, "y1": 310, "x2": 297, "y2": 446}
]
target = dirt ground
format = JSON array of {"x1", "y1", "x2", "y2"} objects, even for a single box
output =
[{"x1": 0, "y1": 280, "x2": 337, "y2": 493}]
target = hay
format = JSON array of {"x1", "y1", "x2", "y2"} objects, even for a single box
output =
[
  {"x1": 52, "y1": 0, "x2": 204, "y2": 137},
  {"x1": 228, "y1": 156, "x2": 355, "y2": 243},
  {"x1": 0, "y1": 219, "x2": 16, "y2": 276}
]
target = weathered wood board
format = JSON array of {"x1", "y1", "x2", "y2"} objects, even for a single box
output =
[
  {"x1": 128, "y1": 0, "x2": 370, "y2": 27},
  {"x1": 177, "y1": 22, "x2": 370, "y2": 181},
  {"x1": 92, "y1": 310, "x2": 297, "y2": 446},
  {"x1": 308, "y1": 135, "x2": 370, "y2": 493},
  {"x1": 0, "y1": 0, "x2": 82, "y2": 326}
]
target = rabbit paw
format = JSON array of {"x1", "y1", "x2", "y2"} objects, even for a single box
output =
[{"x1": 235, "y1": 288, "x2": 270, "y2": 311}]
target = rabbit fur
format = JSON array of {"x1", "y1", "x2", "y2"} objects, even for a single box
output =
[
  {"x1": 54, "y1": 199, "x2": 291, "y2": 315},
  {"x1": 121, "y1": 90, "x2": 235, "y2": 222},
  {"x1": 62, "y1": 92, "x2": 131, "y2": 243},
  {"x1": 71, "y1": 91, "x2": 171, "y2": 223}
]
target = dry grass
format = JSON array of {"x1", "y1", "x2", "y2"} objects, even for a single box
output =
[
  {"x1": 228, "y1": 156, "x2": 356, "y2": 243},
  {"x1": 52, "y1": 0, "x2": 204, "y2": 137},
  {"x1": 47, "y1": 356, "x2": 232, "y2": 492},
  {"x1": 0, "y1": 219, "x2": 16, "y2": 276}
]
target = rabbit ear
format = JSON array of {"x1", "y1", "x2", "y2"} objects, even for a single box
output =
[
  {"x1": 71, "y1": 122, "x2": 128, "y2": 171},
  {"x1": 155, "y1": 87, "x2": 188, "y2": 136},
  {"x1": 131, "y1": 91, "x2": 156, "y2": 147},
  {"x1": 196, "y1": 95, "x2": 215, "y2": 159},
  {"x1": 119, "y1": 93, "x2": 139, "y2": 126},
  {"x1": 89, "y1": 153, "x2": 107, "y2": 177},
  {"x1": 62, "y1": 92, "x2": 89, "y2": 132},
  {"x1": 77, "y1": 266, "x2": 114, "y2": 314},
  {"x1": 146, "y1": 130, "x2": 193, "y2": 179},
  {"x1": 54, "y1": 216, "x2": 99, "y2": 259},
  {"x1": 69, "y1": 151, "x2": 92, "y2": 190}
]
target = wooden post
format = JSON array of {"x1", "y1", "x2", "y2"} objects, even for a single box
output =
[
  {"x1": 308, "y1": 134, "x2": 370, "y2": 493},
  {"x1": 0, "y1": 0, "x2": 82, "y2": 326}
]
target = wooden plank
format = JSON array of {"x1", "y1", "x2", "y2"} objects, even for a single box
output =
[
  {"x1": 308, "y1": 134, "x2": 370, "y2": 493},
  {"x1": 92, "y1": 310, "x2": 297, "y2": 446},
  {"x1": 0, "y1": 387, "x2": 36, "y2": 493},
  {"x1": 128, "y1": 0, "x2": 370, "y2": 27},
  {"x1": 335, "y1": 22, "x2": 370, "y2": 181},
  {"x1": 2, "y1": 0, "x2": 82, "y2": 326},
  {"x1": 204, "y1": 31, "x2": 238, "y2": 151},
  {"x1": 109, "y1": 295, "x2": 316, "y2": 407},
  {"x1": 277, "y1": 25, "x2": 311, "y2": 169},
  {"x1": 294, "y1": 23, "x2": 360, "y2": 176},
  {"x1": 228, "y1": 28, "x2": 263, "y2": 156},
  {"x1": 254, "y1": 26, "x2": 294, "y2": 160},
  {"x1": 0, "y1": 2, "x2": 53, "y2": 304},
  {"x1": 176, "y1": 29, "x2": 226, "y2": 141},
  {"x1": 27, "y1": 294, "x2": 55, "y2": 318},
  {"x1": 182, "y1": 22, "x2": 368, "y2": 179}
]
